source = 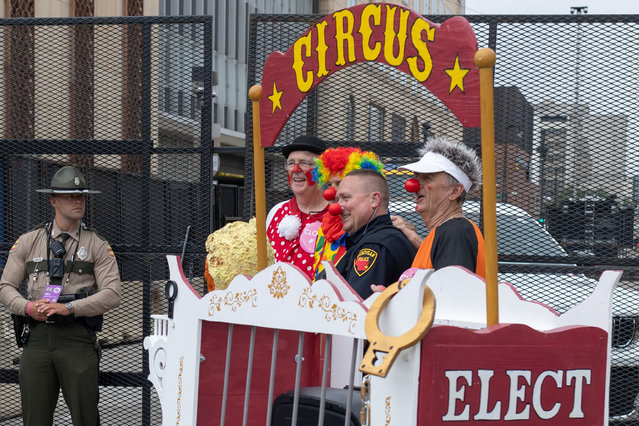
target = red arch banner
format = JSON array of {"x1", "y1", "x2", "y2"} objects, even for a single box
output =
[{"x1": 259, "y1": 3, "x2": 481, "y2": 147}]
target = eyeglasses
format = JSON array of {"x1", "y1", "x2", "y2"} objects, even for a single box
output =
[{"x1": 285, "y1": 160, "x2": 315, "y2": 171}]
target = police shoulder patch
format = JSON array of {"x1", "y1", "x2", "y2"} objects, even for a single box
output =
[
  {"x1": 10, "y1": 237, "x2": 20, "y2": 252},
  {"x1": 106, "y1": 243, "x2": 115, "y2": 258},
  {"x1": 353, "y1": 248, "x2": 378, "y2": 277}
]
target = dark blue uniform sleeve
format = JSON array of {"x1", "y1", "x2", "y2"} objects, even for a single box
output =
[{"x1": 430, "y1": 220, "x2": 479, "y2": 273}]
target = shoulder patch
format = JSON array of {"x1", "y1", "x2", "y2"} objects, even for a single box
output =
[
  {"x1": 353, "y1": 248, "x2": 378, "y2": 277},
  {"x1": 106, "y1": 243, "x2": 115, "y2": 258},
  {"x1": 10, "y1": 237, "x2": 20, "y2": 252}
]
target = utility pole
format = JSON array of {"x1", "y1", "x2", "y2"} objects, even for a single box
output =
[{"x1": 570, "y1": 6, "x2": 587, "y2": 199}]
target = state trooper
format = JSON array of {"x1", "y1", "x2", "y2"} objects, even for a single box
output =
[{"x1": 0, "y1": 165, "x2": 121, "y2": 426}]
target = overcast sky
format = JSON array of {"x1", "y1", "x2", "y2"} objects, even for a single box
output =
[
  {"x1": 465, "y1": 0, "x2": 639, "y2": 15},
  {"x1": 464, "y1": 0, "x2": 639, "y2": 178}
]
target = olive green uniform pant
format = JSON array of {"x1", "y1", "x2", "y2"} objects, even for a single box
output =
[{"x1": 19, "y1": 321, "x2": 100, "y2": 426}]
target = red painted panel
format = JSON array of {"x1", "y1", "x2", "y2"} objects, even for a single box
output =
[
  {"x1": 197, "y1": 321, "x2": 324, "y2": 425},
  {"x1": 417, "y1": 324, "x2": 607, "y2": 425}
]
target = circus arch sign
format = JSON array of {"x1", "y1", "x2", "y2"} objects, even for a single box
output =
[{"x1": 258, "y1": 3, "x2": 481, "y2": 146}]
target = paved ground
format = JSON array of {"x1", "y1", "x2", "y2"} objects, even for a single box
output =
[
  {"x1": 0, "y1": 343, "x2": 163, "y2": 425},
  {"x1": 0, "y1": 387, "x2": 163, "y2": 425},
  {"x1": 0, "y1": 279, "x2": 174, "y2": 425}
]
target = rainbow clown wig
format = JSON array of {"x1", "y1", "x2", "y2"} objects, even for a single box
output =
[{"x1": 312, "y1": 147, "x2": 385, "y2": 188}]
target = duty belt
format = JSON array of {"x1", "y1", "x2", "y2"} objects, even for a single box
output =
[
  {"x1": 26, "y1": 260, "x2": 94, "y2": 275},
  {"x1": 27, "y1": 314, "x2": 81, "y2": 325}
]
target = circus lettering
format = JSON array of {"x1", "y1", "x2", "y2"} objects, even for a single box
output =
[
  {"x1": 292, "y1": 4, "x2": 435, "y2": 92},
  {"x1": 259, "y1": 3, "x2": 481, "y2": 147}
]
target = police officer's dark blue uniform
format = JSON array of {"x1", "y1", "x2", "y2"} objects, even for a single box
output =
[{"x1": 335, "y1": 214, "x2": 416, "y2": 299}]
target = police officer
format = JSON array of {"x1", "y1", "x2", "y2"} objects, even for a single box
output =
[
  {"x1": 332, "y1": 169, "x2": 416, "y2": 299},
  {"x1": 0, "y1": 165, "x2": 121, "y2": 426}
]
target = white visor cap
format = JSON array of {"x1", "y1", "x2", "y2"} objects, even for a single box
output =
[{"x1": 399, "y1": 151, "x2": 472, "y2": 192}]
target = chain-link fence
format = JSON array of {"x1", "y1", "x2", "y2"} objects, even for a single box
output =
[
  {"x1": 0, "y1": 15, "x2": 212, "y2": 424},
  {"x1": 246, "y1": 13, "x2": 639, "y2": 424}
]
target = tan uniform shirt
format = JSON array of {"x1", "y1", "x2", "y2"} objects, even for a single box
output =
[{"x1": 0, "y1": 221, "x2": 121, "y2": 317}]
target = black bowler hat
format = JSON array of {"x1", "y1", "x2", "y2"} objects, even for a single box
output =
[
  {"x1": 281, "y1": 135, "x2": 326, "y2": 158},
  {"x1": 36, "y1": 166, "x2": 101, "y2": 194}
]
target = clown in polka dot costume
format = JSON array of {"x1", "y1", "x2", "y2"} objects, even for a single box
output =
[{"x1": 266, "y1": 135, "x2": 328, "y2": 279}]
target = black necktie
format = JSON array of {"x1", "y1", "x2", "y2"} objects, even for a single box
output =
[{"x1": 50, "y1": 233, "x2": 70, "y2": 285}]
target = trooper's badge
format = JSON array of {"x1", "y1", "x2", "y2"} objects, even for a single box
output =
[
  {"x1": 353, "y1": 248, "x2": 378, "y2": 277},
  {"x1": 77, "y1": 246, "x2": 88, "y2": 261}
]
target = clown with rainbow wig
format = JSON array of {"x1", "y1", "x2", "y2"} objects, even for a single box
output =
[{"x1": 311, "y1": 147, "x2": 384, "y2": 280}]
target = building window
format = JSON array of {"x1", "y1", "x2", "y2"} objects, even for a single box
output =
[
  {"x1": 225, "y1": 0, "x2": 230, "y2": 55},
  {"x1": 6, "y1": 0, "x2": 35, "y2": 139},
  {"x1": 244, "y1": 2, "x2": 249, "y2": 62},
  {"x1": 235, "y1": 1, "x2": 240, "y2": 60},
  {"x1": 190, "y1": 93, "x2": 198, "y2": 120},
  {"x1": 214, "y1": 0, "x2": 218, "y2": 51},
  {"x1": 346, "y1": 96, "x2": 355, "y2": 141},
  {"x1": 541, "y1": 115, "x2": 568, "y2": 123},
  {"x1": 164, "y1": 87, "x2": 172, "y2": 113},
  {"x1": 70, "y1": 0, "x2": 95, "y2": 167},
  {"x1": 177, "y1": 89, "x2": 184, "y2": 116},
  {"x1": 368, "y1": 104, "x2": 384, "y2": 142},
  {"x1": 410, "y1": 116, "x2": 420, "y2": 142},
  {"x1": 391, "y1": 113, "x2": 405, "y2": 142}
]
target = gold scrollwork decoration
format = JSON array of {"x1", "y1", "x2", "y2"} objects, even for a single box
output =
[
  {"x1": 208, "y1": 288, "x2": 258, "y2": 317},
  {"x1": 269, "y1": 265, "x2": 289, "y2": 299},
  {"x1": 298, "y1": 287, "x2": 358, "y2": 334},
  {"x1": 176, "y1": 356, "x2": 183, "y2": 425}
]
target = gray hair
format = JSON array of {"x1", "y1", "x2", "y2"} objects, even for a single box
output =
[{"x1": 418, "y1": 136, "x2": 482, "y2": 192}]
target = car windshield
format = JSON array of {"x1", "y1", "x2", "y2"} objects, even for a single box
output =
[
  {"x1": 465, "y1": 213, "x2": 567, "y2": 258},
  {"x1": 389, "y1": 199, "x2": 568, "y2": 258}
]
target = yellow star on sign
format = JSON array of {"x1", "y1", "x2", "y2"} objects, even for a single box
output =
[
  {"x1": 268, "y1": 82, "x2": 283, "y2": 113},
  {"x1": 444, "y1": 56, "x2": 470, "y2": 93}
]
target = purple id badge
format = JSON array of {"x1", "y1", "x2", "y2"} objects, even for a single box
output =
[{"x1": 42, "y1": 284, "x2": 63, "y2": 302}]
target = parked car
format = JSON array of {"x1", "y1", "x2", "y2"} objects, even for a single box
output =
[{"x1": 389, "y1": 199, "x2": 639, "y2": 423}]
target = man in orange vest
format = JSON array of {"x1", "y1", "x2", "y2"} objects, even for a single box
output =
[{"x1": 397, "y1": 136, "x2": 486, "y2": 278}]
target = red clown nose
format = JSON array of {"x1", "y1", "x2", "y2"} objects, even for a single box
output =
[
  {"x1": 328, "y1": 203, "x2": 342, "y2": 216},
  {"x1": 404, "y1": 178, "x2": 420, "y2": 193},
  {"x1": 323, "y1": 187, "x2": 337, "y2": 201}
]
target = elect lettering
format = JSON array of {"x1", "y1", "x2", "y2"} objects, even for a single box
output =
[{"x1": 442, "y1": 369, "x2": 592, "y2": 421}]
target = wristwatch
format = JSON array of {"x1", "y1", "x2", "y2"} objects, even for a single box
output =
[{"x1": 65, "y1": 302, "x2": 74, "y2": 313}]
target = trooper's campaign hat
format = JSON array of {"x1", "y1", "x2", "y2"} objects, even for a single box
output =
[{"x1": 36, "y1": 166, "x2": 101, "y2": 194}]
